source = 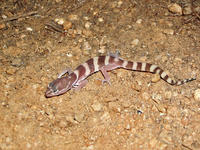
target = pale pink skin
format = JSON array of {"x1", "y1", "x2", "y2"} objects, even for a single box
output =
[{"x1": 45, "y1": 53, "x2": 195, "y2": 98}]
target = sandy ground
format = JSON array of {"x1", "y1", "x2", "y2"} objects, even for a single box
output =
[{"x1": 0, "y1": 0, "x2": 200, "y2": 149}]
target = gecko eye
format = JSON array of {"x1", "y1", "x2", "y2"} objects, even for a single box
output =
[
  {"x1": 48, "y1": 82, "x2": 59, "y2": 93},
  {"x1": 51, "y1": 85, "x2": 58, "y2": 93},
  {"x1": 48, "y1": 82, "x2": 54, "y2": 88}
]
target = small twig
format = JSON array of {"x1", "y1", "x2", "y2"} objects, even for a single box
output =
[
  {"x1": 196, "y1": 13, "x2": 200, "y2": 20},
  {"x1": 182, "y1": 144, "x2": 193, "y2": 150},
  {"x1": 0, "y1": 11, "x2": 38, "y2": 23},
  {"x1": 45, "y1": 22, "x2": 65, "y2": 33}
]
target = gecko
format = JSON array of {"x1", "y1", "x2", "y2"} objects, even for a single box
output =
[{"x1": 45, "y1": 52, "x2": 195, "y2": 98}]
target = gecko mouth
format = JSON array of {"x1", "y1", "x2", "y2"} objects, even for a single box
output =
[{"x1": 45, "y1": 88, "x2": 56, "y2": 98}]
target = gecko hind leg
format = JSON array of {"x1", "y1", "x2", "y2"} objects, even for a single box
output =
[{"x1": 99, "y1": 63, "x2": 119, "y2": 85}]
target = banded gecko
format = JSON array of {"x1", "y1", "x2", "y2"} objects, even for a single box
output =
[{"x1": 45, "y1": 53, "x2": 195, "y2": 98}]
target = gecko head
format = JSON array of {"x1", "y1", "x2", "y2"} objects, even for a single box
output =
[{"x1": 45, "y1": 76, "x2": 75, "y2": 98}]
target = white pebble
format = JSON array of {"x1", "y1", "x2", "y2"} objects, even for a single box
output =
[
  {"x1": 54, "y1": 18, "x2": 65, "y2": 25},
  {"x1": 83, "y1": 16, "x2": 89, "y2": 20},
  {"x1": 85, "y1": 21, "x2": 92, "y2": 29},
  {"x1": 98, "y1": 46, "x2": 106, "y2": 54},
  {"x1": 2, "y1": 14, "x2": 7, "y2": 19},
  {"x1": 194, "y1": 89, "x2": 200, "y2": 101},
  {"x1": 26, "y1": 143, "x2": 31, "y2": 148},
  {"x1": 163, "y1": 29, "x2": 174, "y2": 35},
  {"x1": 98, "y1": 17, "x2": 104, "y2": 22},
  {"x1": 6, "y1": 137, "x2": 11, "y2": 143},
  {"x1": 125, "y1": 124, "x2": 131, "y2": 130},
  {"x1": 136, "y1": 19, "x2": 142, "y2": 24},
  {"x1": 168, "y1": 3, "x2": 182, "y2": 15},
  {"x1": 117, "y1": 1, "x2": 123, "y2": 7},
  {"x1": 91, "y1": 101, "x2": 102, "y2": 111},
  {"x1": 131, "y1": 39, "x2": 139, "y2": 47},
  {"x1": 26, "y1": 27, "x2": 33, "y2": 31},
  {"x1": 87, "y1": 145, "x2": 94, "y2": 150},
  {"x1": 83, "y1": 41, "x2": 92, "y2": 51}
]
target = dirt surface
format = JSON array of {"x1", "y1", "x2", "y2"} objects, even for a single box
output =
[{"x1": 0, "y1": 0, "x2": 200, "y2": 149}]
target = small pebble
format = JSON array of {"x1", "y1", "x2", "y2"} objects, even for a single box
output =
[
  {"x1": 136, "y1": 19, "x2": 142, "y2": 24},
  {"x1": 98, "y1": 47, "x2": 106, "y2": 54},
  {"x1": 85, "y1": 145, "x2": 94, "y2": 150},
  {"x1": 125, "y1": 124, "x2": 131, "y2": 130},
  {"x1": 83, "y1": 41, "x2": 92, "y2": 51},
  {"x1": 98, "y1": 17, "x2": 104, "y2": 22},
  {"x1": 183, "y1": 4, "x2": 193, "y2": 15},
  {"x1": 83, "y1": 16, "x2": 89, "y2": 20},
  {"x1": 163, "y1": 29, "x2": 174, "y2": 35},
  {"x1": 26, "y1": 143, "x2": 31, "y2": 148},
  {"x1": 59, "y1": 120, "x2": 67, "y2": 128},
  {"x1": 168, "y1": 3, "x2": 182, "y2": 15},
  {"x1": 11, "y1": 58, "x2": 23, "y2": 67},
  {"x1": 165, "y1": 91, "x2": 172, "y2": 99},
  {"x1": 194, "y1": 7, "x2": 200, "y2": 13},
  {"x1": 6, "y1": 67, "x2": 17, "y2": 75},
  {"x1": 63, "y1": 21, "x2": 72, "y2": 30},
  {"x1": 191, "y1": 141, "x2": 200, "y2": 149},
  {"x1": 100, "y1": 112, "x2": 111, "y2": 121},
  {"x1": 131, "y1": 39, "x2": 139, "y2": 47},
  {"x1": 2, "y1": 14, "x2": 7, "y2": 19},
  {"x1": 26, "y1": 27, "x2": 33, "y2": 31},
  {"x1": 74, "y1": 113, "x2": 84, "y2": 122},
  {"x1": 85, "y1": 21, "x2": 92, "y2": 29},
  {"x1": 91, "y1": 101, "x2": 102, "y2": 111},
  {"x1": 151, "y1": 73, "x2": 160, "y2": 83},
  {"x1": 54, "y1": 18, "x2": 65, "y2": 25},
  {"x1": 0, "y1": 23, "x2": 6, "y2": 29},
  {"x1": 94, "y1": 79, "x2": 102, "y2": 86},
  {"x1": 5, "y1": 136, "x2": 11, "y2": 143},
  {"x1": 68, "y1": 14, "x2": 79, "y2": 21},
  {"x1": 117, "y1": 1, "x2": 123, "y2": 7},
  {"x1": 152, "y1": 93, "x2": 162, "y2": 101},
  {"x1": 82, "y1": 29, "x2": 93, "y2": 37},
  {"x1": 194, "y1": 89, "x2": 200, "y2": 101}
]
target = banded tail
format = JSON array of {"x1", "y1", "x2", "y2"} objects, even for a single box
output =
[
  {"x1": 72, "y1": 55, "x2": 195, "y2": 86},
  {"x1": 120, "y1": 60, "x2": 196, "y2": 85}
]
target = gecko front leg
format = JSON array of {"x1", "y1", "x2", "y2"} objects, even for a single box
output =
[{"x1": 58, "y1": 68, "x2": 73, "y2": 78}]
